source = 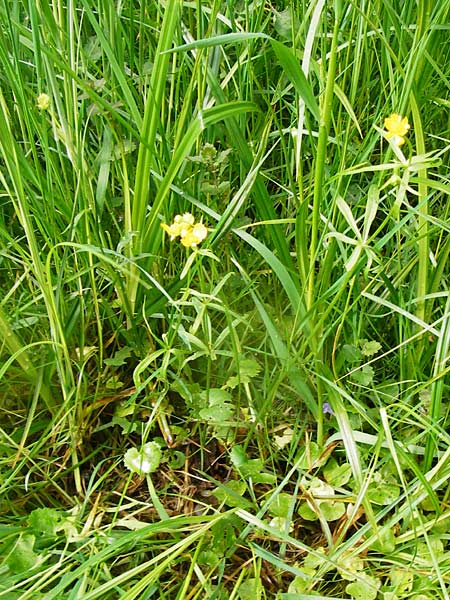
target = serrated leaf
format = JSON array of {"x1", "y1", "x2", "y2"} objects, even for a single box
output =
[
  {"x1": 389, "y1": 567, "x2": 413, "y2": 592},
  {"x1": 110, "y1": 415, "x2": 138, "y2": 434},
  {"x1": 198, "y1": 549, "x2": 221, "y2": 567},
  {"x1": 226, "y1": 358, "x2": 261, "y2": 389},
  {"x1": 239, "y1": 358, "x2": 261, "y2": 378},
  {"x1": 367, "y1": 480, "x2": 400, "y2": 505},
  {"x1": 200, "y1": 388, "x2": 232, "y2": 405},
  {"x1": 237, "y1": 578, "x2": 258, "y2": 600},
  {"x1": 273, "y1": 427, "x2": 294, "y2": 449},
  {"x1": 304, "y1": 546, "x2": 327, "y2": 570},
  {"x1": 342, "y1": 344, "x2": 363, "y2": 363},
  {"x1": 105, "y1": 375, "x2": 124, "y2": 389},
  {"x1": 351, "y1": 365, "x2": 375, "y2": 386},
  {"x1": 288, "y1": 575, "x2": 310, "y2": 594},
  {"x1": 104, "y1": 346, "x2": 132, "y2": 367},
  {"x1": 417, "y1": 537, "x2": 445, "y2": 559},
  {"x1": 123, "y1": 442, "x2": 162, "y2": 475},
  {"x1": 360, "y1": 340, "x2": 382, "y2": 357},
  {"x1": 28, "y1": 508, "x2": 62, "y2": 538}
]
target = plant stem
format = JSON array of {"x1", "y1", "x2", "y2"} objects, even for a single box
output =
[{"x1": 307, "y1": 5, "x2": 340, "y2": 447}]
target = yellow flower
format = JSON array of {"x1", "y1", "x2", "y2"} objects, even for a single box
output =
[
  {"x1": 161, "y1": 214, "x2": 208, "y2": 248},
  {"x1": 161, "y1": 213, "x2": 195, "y2": 239},
  {"x1": 37, "y1": 93, "x2": 50, "y2": 111},
  {"x1": 161, "y1": 221, "x2": 182, "y2": 240},
  {"x1": 177, "y1": 213, "x2": 195, "y2": 226},
  {"x1": 384, "y1": 113, "x2": 410, "y2": 146},
  {"x1": 180, "y1": 222, "x2": 208, "y2": 248}
]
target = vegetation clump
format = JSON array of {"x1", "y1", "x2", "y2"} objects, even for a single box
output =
[{"x1": 0, "y1": 1, "x2": 449, "y2": 598}]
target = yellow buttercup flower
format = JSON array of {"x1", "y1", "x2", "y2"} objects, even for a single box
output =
[
  {"x1": 161, "y1": 221, "x2": 182, "y2": 240},
  {"x1": 180, "y1": 222, "x2": 208, "y2": 248},
  {"x1": 384, "y1": 113, "x2": 410, "y2": 146},
  {"x1": 161, "y1": 213, "x2": 195, "y2": 240},
  {"x1": 161, "y1": 214, "x2": 208, "y2": 248},
  {"x1": 37, "y1": 93, "x2": 50, "y2": 111}
]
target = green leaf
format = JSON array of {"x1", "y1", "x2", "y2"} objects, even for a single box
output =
[
  {"x1": 105, "y1": 375, "x2": 124, "y2": 390},
  {"x1": 270, "y1": 40, "x2": 320, "y2": 121},
  {"x1": 226, "y1": 358, "x2": 261, "y2": 389},
  {"x1": 287, "y1": 575, "x2": 310, "y2": 594},
  {"x1": 124, "y1": 442, "x2": 162, "y2": 476},
  {"x1": 299, "y1": 477, "x2": 346, "y2": 521},
  {"x1": 273, "y1": 427, "x2": 294, "y2": 449},
  {"x1": 237, "y1": 578, "x2": 259, "y2": 600},
  {"x1": 103, "y1": 346, "x2": 132, "y2": 367},
  {"x1": 198, "y1": 549, "x2": 221, "y2": 567},
  {"x1": 323, "y1": 459, "x2": 352, "y2": 488},
  {"x1": 6, "y1": 534, "x2": 40, "y2": 573},
  {"x1": 211, "y1": 514, "x2": 240, "y2": 554},
  {"x1": 346, "y1": 574, "x2": 380, "y2": 600},
  {"x1": 367, "y1": 476, "x2": 400, "y2": 505},
  {"x1": 351, "y1": 365, "x2": 375, "y2": 386},
  {"x1": 109, "y1": 415, "x2": 138, "y2": 434},
  {"x1": 342, "y1": 344, "x2": 363, "y2": 363},
  {"x1": 199, "y1": 403, "x2": 234, "y2": 423},
  {"x1": 298, "y1": 501, "x2": 319, "y2": 521},
  {"x1": 273, "y1": 8, "x2": 299, "y2": 40},
  {"x1": 417, "y1": 537, "x2": 445, "y2": 560},
  {"x1": 29, "y1": 508, "x2": 62, "y2": 539},
  {"x1": 303, "y1": 546, "x2": 327, "y2": 570},
  {"x1": 230, "y1": 445, "x2": 276, "y2": 483},
  {"x1": 28, "y1": 508, "x2": 65, "y2": 549},
  {"x1": 268, "y1": 493, "x2": 295, "y2": 518},
  {"x1": 360, "y1": 340, "x2": 382, "y2": 357},
  {"x1": 370, "y1": 527, "x2": 396, "y2": 553},
  {"x1": 212, "y1": 481, "x2": 252, "y2": 509},
  {"x1": 230, "y1": 445, "x2": 247, "y2": 468},
  {"x1": 321, "y1": 501, "x2": 346, "y2": 521},
  {"x1": 295, "y1": 442, "x2": 324, "y2": 470},
  {"x1": 167, "y1": 450, "x2": 185, "y2": 469},
  {"x1": 337, "y1": 551, "x2": 365, "y2": 581},
  {"x1": 389, "y1": 567, "x2": 413, "y2": 593},
  {"x1": 201, "y1": 389, "x2": 233, "y2": 405}
]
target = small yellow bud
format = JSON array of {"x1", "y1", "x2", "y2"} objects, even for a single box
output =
[{"x1": 37, "y1": 93, "x2": 50, "y2": 111}]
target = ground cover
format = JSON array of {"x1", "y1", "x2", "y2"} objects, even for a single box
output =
[{"x1": 1, "y1": 1, "x2": 450, "y2": 598}]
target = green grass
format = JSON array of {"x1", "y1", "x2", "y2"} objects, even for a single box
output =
[{"x1": 1, "y1": 0, "x2": 450, "y2": 598}]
